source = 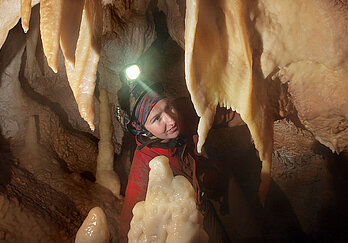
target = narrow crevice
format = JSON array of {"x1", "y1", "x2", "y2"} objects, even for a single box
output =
[{"x1": 18, "y1": 49, "x2": 99, "y2": 144}]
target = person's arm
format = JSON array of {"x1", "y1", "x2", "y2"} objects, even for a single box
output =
[{"x1": 119, "y1": 151, "x2": 151, "y2": 239}]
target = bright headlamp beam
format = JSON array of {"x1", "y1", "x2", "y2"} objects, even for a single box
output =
[{"x1": 125, "y1": 64, "x2": 141, "y2": 81}]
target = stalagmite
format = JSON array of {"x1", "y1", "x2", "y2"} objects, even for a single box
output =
[
  {"x1": 75, "y1": 207, "x2": 110, "y2": 243},
  {"x1": 128, "y1": 156, "x2": 209, "y2": 243},
  {"x1": 185, "y1": 0, "x2": 273, "y2": 203},
  {"x1": 96, "y1": 89, "x2": 122, "y2": 199}
]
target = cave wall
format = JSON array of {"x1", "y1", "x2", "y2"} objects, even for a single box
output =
[
  {"x1": 0, "y1": 0, "x2": 347, "y2": 242},
  {"x1": 0, "y1": 19, "x2": 123, "y2": 242}
]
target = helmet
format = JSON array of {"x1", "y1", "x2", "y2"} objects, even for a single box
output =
[{"x1": 116, "y1": 64, "x2": 165, "y2": 135}]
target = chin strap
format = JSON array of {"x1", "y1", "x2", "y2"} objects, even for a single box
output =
[
  {"x1": 136, "y1": 137, "x2": 161, "y2": 151},
  {"x1": 136, "y1": 134, "x2": 187, "y2": 151},
  {"x1": 115, "y1": 105, "x2": 154, "y2": 137}
]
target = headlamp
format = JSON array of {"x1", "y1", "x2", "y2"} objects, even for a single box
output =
[
  {"x1": 124, "y1": 64, "x2": 141, "y2": 82},
  {"x1": 117, "y1": 63, "x2": 165, "y2": 135}
]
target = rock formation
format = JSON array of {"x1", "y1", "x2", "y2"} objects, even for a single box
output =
[{"x1": 0, "y1": 0, "x2": 347, "y2": 242}]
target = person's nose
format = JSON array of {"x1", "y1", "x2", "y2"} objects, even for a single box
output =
[{"x1": 162, "y1": 112, "x2": 175, "y2": 125}]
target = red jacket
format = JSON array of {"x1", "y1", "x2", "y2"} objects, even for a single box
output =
[
  {"x1": 119, "y1": 98, "x2": 228, "y2": 237},
  {"x1": 120, "y1": 135, "x2": 200, "y2": 233},
  {"x1": 119, "y1": 98, "x2": 200, "y2": 237}
]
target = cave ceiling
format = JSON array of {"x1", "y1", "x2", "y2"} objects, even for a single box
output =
[
  {"x1": 0, "y1": 0, "x2": 347, "y2": 242},
  {"x1": 1, "y1": 0, "x2": 347, "y2": 153}
]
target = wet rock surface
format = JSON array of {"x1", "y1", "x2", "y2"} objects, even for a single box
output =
[{"x1": 0, "y1": 1, "x2": 347, "y2": 242}]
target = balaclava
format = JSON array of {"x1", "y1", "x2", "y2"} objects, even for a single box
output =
[{"x1": 129, "y1": 82, "x2": 165, "y2": 136}]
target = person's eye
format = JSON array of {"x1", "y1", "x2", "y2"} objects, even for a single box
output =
[{"x1": 152, "y1": 116, "x2": 160, "y2": 123}]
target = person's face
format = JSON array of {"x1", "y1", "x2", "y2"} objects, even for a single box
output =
[{"x1": 144, "y1": 99, "x2": 180, "y2": 140}]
